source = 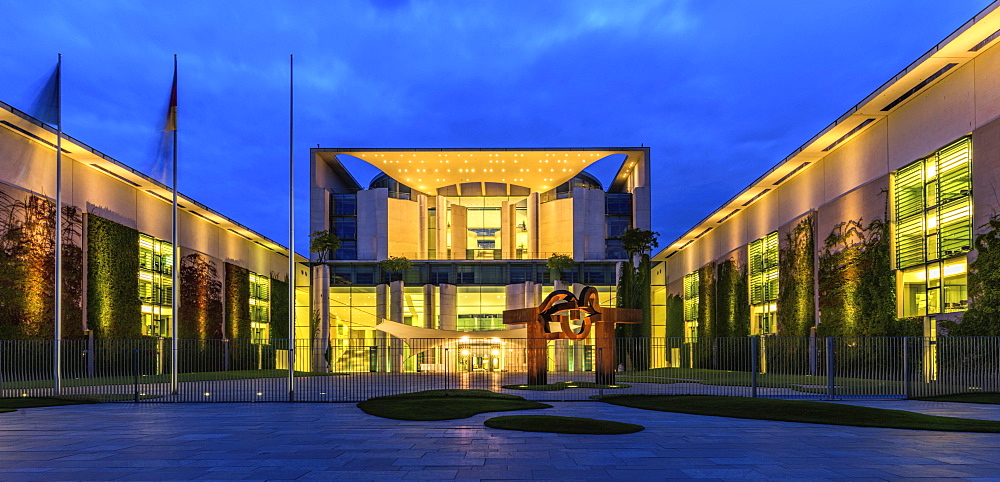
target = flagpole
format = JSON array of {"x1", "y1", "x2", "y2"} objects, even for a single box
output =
[
  {"x1": 287, "y1": 54, "x2": 296, "y2": 402},
  {"x1": 170, "y1": 54, "x2": 179, "y2": 395},
  {"x1": 54, "y1": 53, "x2": 63, "y2": 395}
]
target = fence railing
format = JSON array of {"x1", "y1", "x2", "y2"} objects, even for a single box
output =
[{"x1": 1, "y1": 336, "x2": 997, "y2": 402}]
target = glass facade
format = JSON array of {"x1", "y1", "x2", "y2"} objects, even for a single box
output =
[
  {"x1": 249, "y1": 271, "x2": 270, "y2": 344},
  {"x1": 683, "y1": 271, "x2": 698, "y2": 339},
  {"x1": 749, "y1": 232, "x2": 778, "y2": 335},
  {"x1": 139, "y1": 234, "x2": 172, "y2": 337},
  {"x1": 893, "y1": 137, "x2": 972, "y2": 317}
]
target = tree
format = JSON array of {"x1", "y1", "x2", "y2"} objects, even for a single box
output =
[
  {"x1": 309, "y1": 230, "x2": 341, "y2": 262},
  {"x1": 546, "y1": 253, "x2": 575, "y2": 282},
  {"x1": 620, "y1": 228, "x2": 660, "y2": 264},
  {"x1": 379, "y1": 256, "x2": 413, "y2": 282}
]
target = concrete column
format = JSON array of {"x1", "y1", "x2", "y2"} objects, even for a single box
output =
[
  {"x1": 553, "y1": 340, "x2": 570, "y2": 372},
  {"x1": 451, "y1": 204, "x2": 467, "y2": 260},
  {"x1": 417, "y1": 194, "x2": 428, "y2": 259},
  {"x1": 423, "y1": 284, "x2": 437, "y2": 329},
  {"x1": 439, "y1": 283, "x2": 457, "y2": 331},
  {"x1": 527, "y1": 192, "x2": 539, "y2": 258},
  {"x1": 389, "y1": 280, "x2": 404, "y2": 373},
  {"x1": 554, "y1": 280, "x2": 570, "y2": 292},
  {"x1": 501, "y1": 200, "x2": 512, "y2": 259},
  {"x1": 573, "y1": 341, "x2": 586, "y2": 372},
  {"x1": 376, "y1": 284, "x2": 388, "y2": 372},
  {"x1": 436, "y1": 196, "x2": 448, "y2": 259},
  {"x1": 310, "y1": 264, "x2": 331, "y2": 372}
]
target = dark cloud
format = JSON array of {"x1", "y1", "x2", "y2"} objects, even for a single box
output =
[{"x1": 0, "y1": 0, "x2": 992, "y2": 252}]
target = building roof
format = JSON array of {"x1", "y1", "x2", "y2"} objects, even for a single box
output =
[
  {"x1": 0, "y1": 99, "x2": 300, "y2": 260},
  {"x1": 314, "y1": 147, "x2": 647, "y2": 194},
  {"x1": 653, "y1": 0, "x2": 1000, "y2": 262}
]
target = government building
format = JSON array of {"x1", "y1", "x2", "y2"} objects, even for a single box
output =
[{"x1": 309, "y1": 147, "x2": 650, "y2": 372}]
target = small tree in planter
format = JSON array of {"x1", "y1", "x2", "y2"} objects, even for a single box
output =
[
  {"x1": 620, "y1": 228, "x2": 660, "y2": 266},
  {"x1": 379, "y1": 256, "x2": 413, "y2": 283},
  {"x1": 309, "y1": 230, "x2": 341, "y2": 262},
  {"x1": 616, "y1": 228, "x2": 659, "y2": 371},
  {"x1": 546, "y1": 253, "x2": 575, "y2": 283}
]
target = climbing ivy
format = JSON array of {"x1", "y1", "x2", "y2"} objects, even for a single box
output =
[
  {"x1": 696, "y1": 262, "x2": 716, "y2": 338},
  {"x1": 224, "y1": 262, "x2": 250, "y2": 340},
  {"x1": 86, "y1": 214, "x2": 140, "y2": 339},
  {"x1": 270, "y1": 276, "x2": 289, "y2": 347},
  {"x1": 716, "y1": 258, "x2": 750, "y2": 338},
  {"x1": 818, "y1": 218, "x2": 917, "y2": 336},
  {"x1": 777, "y1": 214, "x2": 815, "y2": 337},
  {"x1": 665, "y1": 293, "x2": 684, "y2": 338},
  {"x1": 0, "y1": 190, "x2": 83, "y2": 340},
  {"x1": 948, "y1": 215, "x2": 1000, "y2": 336},
  {"x1": 178, "y1": 253, "x2": 223, "y2": 340},
  {"x1": 616, "y1": 255, "x2": 652, "y2": 369}
]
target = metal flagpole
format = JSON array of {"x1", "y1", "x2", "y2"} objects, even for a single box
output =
[
  {"x1": 170, "y1": 54, "x2": 179, "y2": 395},
  {"x1": 288, "y1": 54, "x2": 296, "y2": 401},
  {"x1": 54, "y1": 53, "x2": 63, "y2": 395}
]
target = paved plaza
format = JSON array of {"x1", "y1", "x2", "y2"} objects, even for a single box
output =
[{"x1": 1, "y1": 400, "x2": 1000, "y2": 480}]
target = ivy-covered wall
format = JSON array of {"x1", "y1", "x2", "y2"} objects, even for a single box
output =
[
  {"x1": 947, "y1": 215, "x2": 1000, "y2": 336},
  {"x1": 179, "y1": 252, "x2": 224, "y2": 340},
  {"x1": 86, "y1": 213, "x2": 140, "y2": 339},
  {"x1": 665, "y1": 293, "x2": 684, "y2": 338},
  {"x1": 224, "y1": 262, "x2": 250, "y2": 340},
  {"x1": 777, "y1": 214, "x2": 815, "y2": 337},
  {"x1": 696, "y1": 262, "x2": 716, "y2": 338},
  {"x1": 716, "y1": 258, "x2": 749, "y2": 338},
  {"x1": 817, "y1": 218, "x2": 918, "y2": 336},
  {"x1": 0, "y1": 189, "x2": 83, "y2": 340},
  {"x1": 270, "y1": 276, "x2": 289, "y2": 343}
]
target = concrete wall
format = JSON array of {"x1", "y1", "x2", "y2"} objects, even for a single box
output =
[
  {"x1": 356, "y1": 188, "x2": 388, "y2": 260},
  {"x1": 572, "y1": 187, "x2": 605, "y2": 260},
  {"x1": 387, "y1": 197, "x2": 420, "y2": 258},
  {"x1": 539, "y1": 197, "x2": 573, "y2": 258}
]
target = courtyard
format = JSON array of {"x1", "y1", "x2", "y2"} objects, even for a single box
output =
[{"x1": 1, "y1": 400, "x2": 999, "y2": 480}]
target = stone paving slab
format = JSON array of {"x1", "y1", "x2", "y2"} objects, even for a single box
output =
[{"x1": 1, "y1": 401, "x2": 1000, "y2": 480}]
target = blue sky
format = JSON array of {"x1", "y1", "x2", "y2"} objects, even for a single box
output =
[{"x1": 1, "y1": 0, "x2": 993, "y2": 255}]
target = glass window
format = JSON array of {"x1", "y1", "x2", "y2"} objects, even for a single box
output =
[
  {"x1": 606, "y1": 217, "x2": 630, "y2": 239},
  {"x1": 606, "y1": 193, "x2": 632, "y2": 215},
  {"x1": 509, "y1": 265, "x2": 533, "y2": 284},
  {"x1": 749, "y1": 232, "x2": 778, "y2": 305},
  {"x1": 430, "y1": 265, "x2": 451, "y2": 284},
  {"x1": 331, "y1": 193, "x2": 357, "y2": 216},
  {"x1": 334, "y1": 218, "x2": 356, "y2": 240}
]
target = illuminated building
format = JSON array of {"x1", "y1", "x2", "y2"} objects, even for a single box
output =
[{"x1": 310, "y1": 148, "x2": 650, "y2": 372}]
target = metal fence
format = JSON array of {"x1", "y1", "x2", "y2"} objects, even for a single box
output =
[{"x1": 1, "y1": 336, "x2": 997, "y2": 402}]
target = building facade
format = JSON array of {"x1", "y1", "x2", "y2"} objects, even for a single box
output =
[
  {"x1": 652, "y1": 3, "x2": 1000, "y2": 368},
  {"x1": 0, "y1": 100, "x2": 309, "y2": 369},
  {"x1": 310, "y1": 148, "x2": 650, "y2": 372}
]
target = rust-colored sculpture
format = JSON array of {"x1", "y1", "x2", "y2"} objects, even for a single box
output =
[{"x1": 503, "y1": 286, "x2": 641, "y2": 385}]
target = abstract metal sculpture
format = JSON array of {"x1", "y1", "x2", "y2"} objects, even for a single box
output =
[{"x1": 503, "y1": 286, "x2": 641, "y2": 385}]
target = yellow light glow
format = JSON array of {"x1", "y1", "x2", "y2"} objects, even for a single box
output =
[{"x1": 460, "y1": 349, "x2": 470, "y2": 356}]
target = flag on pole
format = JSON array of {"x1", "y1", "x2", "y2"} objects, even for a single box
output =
[
  {"x1": 29, "y1": 63, "x2": 60, "y2": 127},
  {"x1": 150, "y1": 62, "x2": 178, "y2": 184}
]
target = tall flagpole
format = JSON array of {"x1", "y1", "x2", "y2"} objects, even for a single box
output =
[
  {"x1": 287, "y1": 54, "x2": 296, "y2": 401},
  {"x1": 170, "y1": 54, "x2": 179, "y2": 395},
  {"x1": 54, "y1": 53, "x2": 63, "y2": 395}
]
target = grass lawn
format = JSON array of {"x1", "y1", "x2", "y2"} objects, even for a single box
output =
[
  {"x1": 357, "y1": 389, "x2": 552, "y2": 421},
  {"x1": 913, "y1": 392, "x2": 1000, "y2": 404},
  {"x1": 484, "y1": 415, "x2": 644, "y2": 434},
  {"x1": 3, "y1": 369, "x2": 347, "y2": 389},
  {"x1": 601, "y1": 395, "x2": 1000, "y2": 432},
  {"x1": 0, "y1": 396, "x2": 99, "y2": 413},
  {"x1": 620, "y1": 367, "x2": 970, "y2": 396},
  {"x1": 501, "y1": 381, "x2": 630, "y2": 391}
]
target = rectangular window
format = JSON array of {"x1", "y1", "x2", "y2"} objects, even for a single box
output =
[
  {"x1": 893, "y1": 137, "x2": 972, "y2": 316},
  {"x1": 139, "y1": 234, "x2": 173, "y2": 337},
  {"x1": 749, "y1": 232, "x2": 778, "y2": 335},
  {"x1": 249, "y1": 271, "x2": 270, "y2": 343},
  {"x1": 683, "y1": 272, "x2": 699, "y2": 340}
]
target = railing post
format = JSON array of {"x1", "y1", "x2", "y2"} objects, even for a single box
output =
[
  {"x1": 133, "y1": 348, "x2": 140, "y2": 403},
  {"x1": 903, "y1": 337, "x2": 912, "y2": 399},
  {"x1": 826, "y1": 337, "x2": 835, "y2": 400},
  {"x1": 750, "y1": 337, "x2": 758, "y2": 398}
]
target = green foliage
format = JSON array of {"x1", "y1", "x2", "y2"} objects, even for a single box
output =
[
  {"x1": 950, "y1": 215, "x2": 1000, "y2": 336},
  {"x1": 86, "y1": 214, "x2": 140, "y2": 339},
  {"x1": 224, "y1": 263, "x2": 250, "y2": 340},
  {"x1": 696, "y1": 262, "x2": 716, "y2": 338},
  {"x1": 545, "y1": 253, "x2": 574, "y2": 280},
  {"x1": 269, "y1": 276, "x2": 289, "y2": 347},
  {"x1": 0, "y1": 191, "x2": 83, "y2": 340},
  {"x1": 818, "y1": 218, "x2": 909, "y2": 336},
  {"x1": 777, "y1": 214, "x2": 815, "y2": 337},
  {"x1": 178, "y1": 253, "x2": 223, "y2": 340},
  {"x1": 308, "y1": 230, "x2": 340, "y2": 262},
  {"x1": 665, "y1": 293, "x2": 684, "y2": 338},
  {"x1": 379, "y1": 256, "x2": 413, "y2": 282},
  {"x1": 716, "y1": 258, "x2": 750, "y2": 338},
  {"x1": 620, "y1": 228, "x2": 660, "y2": 259},
  {"x1": 616, "y1": 255, "x2": 652, "y2": 369}
]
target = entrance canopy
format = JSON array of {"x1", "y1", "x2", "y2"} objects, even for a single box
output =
[{"x1": 375, "y1": 319, "x2": 528, "y2": 349}]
